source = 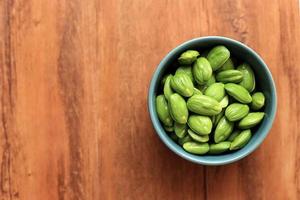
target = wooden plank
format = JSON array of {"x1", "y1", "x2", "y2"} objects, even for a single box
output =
[
  {"x1": 0, "y1": 0, "x2": 99, "y2": 199},
  {"x1": 204, "y1": 0, "x2": 300, "y2": 199},
  {"x1": 98, "y1": 0, "x2": 208, "y2": 199}
]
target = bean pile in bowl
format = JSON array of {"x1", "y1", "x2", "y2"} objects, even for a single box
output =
[{"x1": 156, "y1": 46, "x2": 266, "y2": 155}]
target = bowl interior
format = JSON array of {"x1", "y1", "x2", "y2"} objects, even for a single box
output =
[{"x1": 148, "y1": 37, "x2": 277, "y2": 165}]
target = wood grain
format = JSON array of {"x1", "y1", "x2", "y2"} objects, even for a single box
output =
[{"x1": 0, "y1": 0, "x2": 299, "y2": 199}]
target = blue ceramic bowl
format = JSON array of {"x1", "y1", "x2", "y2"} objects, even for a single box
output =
[{"x1": 148, "y1": 36, "x2": 277, "y2": 165}]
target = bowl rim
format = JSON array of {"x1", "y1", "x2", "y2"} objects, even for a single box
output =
[{"x1": 148, "y1": 36, "x2": 277, "y2": 165}]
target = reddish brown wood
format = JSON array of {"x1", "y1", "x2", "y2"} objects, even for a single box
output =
[{"x1": 0, "y1": 0, "x2": 299, "y2": 199}]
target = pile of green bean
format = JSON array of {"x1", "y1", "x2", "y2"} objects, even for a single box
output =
[{"x1": 156, "y1": 46, "x2": 265, "y2": 155}]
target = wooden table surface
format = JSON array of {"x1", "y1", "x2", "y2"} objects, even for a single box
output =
[{"x1": 0, "y1": 0, "x2": 299, "y2": 199}]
